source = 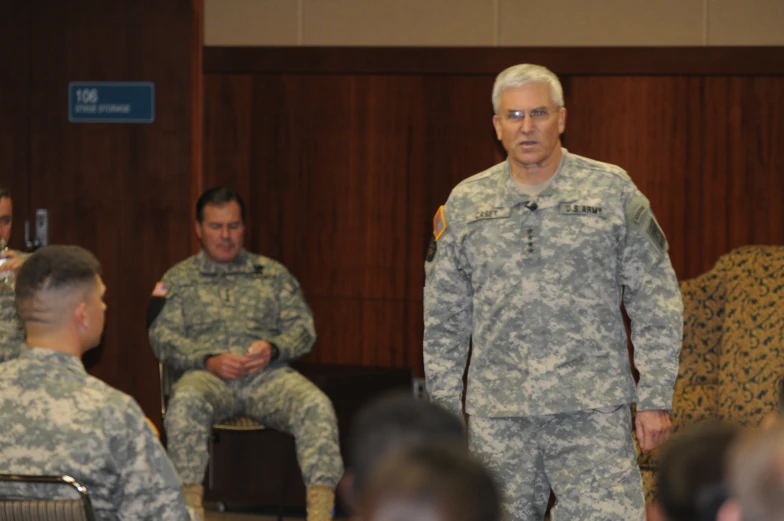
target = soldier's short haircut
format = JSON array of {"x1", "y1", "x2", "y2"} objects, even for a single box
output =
[
  {"x1": 726, "y1": 422, "x2": 784, "y2": 521},
  {"x1": 15, "y1": 245, "x2": 102, "y2": 321},
  {"x1": 195, "y1": 187, "x2": 246, "y2": 223},
  {"x1": 362, "y1": 443, "x2": 501, "y2": 521},
  {"x1": 492, "y1": 63, "x2": 564, "y2": 114},
  {"x1": 656, "y1": 421, "x2": 740, "y2": 521},
  {"x1": 347, "y1": 392, "x2": 466, "y2": 496}
]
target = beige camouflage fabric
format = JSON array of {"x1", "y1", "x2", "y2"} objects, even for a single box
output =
[
  {"x1": 148, "y1": 250, "x2": 343, "y2": 487},
  {"x1": 0, "y1": 348, "x2": 191, "y2": 521},
  {"x1": 424, "y1": 150, "x2": 683, "y2": 520},
  {"x1": 0, "y1": 288, "x2": 24, "y2": 363}
]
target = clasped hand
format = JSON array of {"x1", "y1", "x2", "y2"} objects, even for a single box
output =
[{"x1": 205, "y1": 340, "x2": 272, "y2": 380}]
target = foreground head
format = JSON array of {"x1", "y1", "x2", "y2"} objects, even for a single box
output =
[
  {"x1": 195, "y1": 187, "x2": 246, "y2": 264},
  {"x1": 15, "y1": 245, "x2": 106, "y2": 352},
  {"x1": 361, "y1": 444, "x2": 501, "y2": 521},
  {"x1": 718, "y1": 423, "x2": 784, "y2": 521},
  {"x1": 656, "y1": 421, "x2": 741, "y2": 521},
  {"x1": 491, "y1": 64, "x2": 566, "y2": 171}
]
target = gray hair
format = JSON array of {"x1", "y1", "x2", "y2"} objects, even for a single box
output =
[{"x1": 491, "y1": 64, "x2": 564, "y2": 114}]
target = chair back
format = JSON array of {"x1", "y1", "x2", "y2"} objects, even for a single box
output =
[{"x1": 0, "y1": 474, "x2": 95, "y2": 521}]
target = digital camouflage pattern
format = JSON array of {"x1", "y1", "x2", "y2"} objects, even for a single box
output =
[
  {"x1": 424, "y1": 150, "x2": 683, "y2": 418},
  {"x1": 0, "y1": 348, "x2": 191, "y2": 521},
  {"x1": 148, "y1": 250, "x2": 343, "y2": 487},
  {"x1": 0, "y1": 288, "x2": 24, "y2": 363},
  {"x1": 469, "y1": 406, "x2": 645, "y2": 521}
]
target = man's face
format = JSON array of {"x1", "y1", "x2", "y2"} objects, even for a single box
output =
[
  {"x1": 0, "y1": 196, "x2": 13, "y2": 245},
  {"x1": 85, "y1": 275, "x2": 107, "y2": 350},
  {"x1": 492, "y1": 82, "x2": 566, "y2": 171},
  {"x1": 195, "y1": 201, "x2": 245, "y2": 264}
]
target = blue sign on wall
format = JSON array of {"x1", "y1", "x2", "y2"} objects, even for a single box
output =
[{"x1": 69, "y1": 82, "x2": 155, "y2": 123}]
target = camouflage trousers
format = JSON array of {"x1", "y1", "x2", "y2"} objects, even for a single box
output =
[
  {"x1": 165, "y1": 366, "x2": 344, "y2": 488},
  {"x1": 468, "y1": 405, "x2": 644, "y2": 521}
]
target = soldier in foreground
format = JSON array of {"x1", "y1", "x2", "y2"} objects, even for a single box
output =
[
  {"x1": 0, "y1": 245, "x2": 191, "y2": 521},
  {"x1": 424, "y1": 63, "x2": 684, "y2": 520},
  {"x1": 148, "y1": 187, "x2": 342, "y2": 521}
]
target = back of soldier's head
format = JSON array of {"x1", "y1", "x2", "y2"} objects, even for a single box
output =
[
  {"x1": 361, "y1": 444, "x2": 500, "y2": 521},
  {"x1": 15, "y1": 245, "x2": 102, "y2": 327},
  {"x1": 657, "y1": 421, "x2": 740, "y2": 521},
  {"x1": 348, "y1": 392, "x2": 465, "y2": 497},
  {"x1": 725, "y1": 423, "x2": 784, "y2": 521}
]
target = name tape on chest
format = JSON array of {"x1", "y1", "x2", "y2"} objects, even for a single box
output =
[{"x1": 470, "y1": 208, "x2": 512, "y2": 222}]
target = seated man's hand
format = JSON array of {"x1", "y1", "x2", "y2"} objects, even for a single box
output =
[
  {"x1": 205, "y1": 353, "x2": 247, "y2": 380},
  {"x1": 244, "y1": 340, "x2": 273, "y2": 375},
  {"x1": 0, "y1": 250, "x2": 24, "y2": 273},
  {"x1": 635, "y1": 409, "x2": 671, "y2": 453}
]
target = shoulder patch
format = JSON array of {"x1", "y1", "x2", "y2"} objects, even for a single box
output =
[
  {"x1": 433, "y1": 206, "x2": 448, "y2": 241},
  {"x1": 151, "y1": 281, "x2": 169, "y2": 297},
  {"x1": 647, "y1": 216, "x2": 667, "y2": 252}
]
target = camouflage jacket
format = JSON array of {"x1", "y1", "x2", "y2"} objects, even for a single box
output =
[
  {"x1": 148, "y1": 250, "x2": 316, "y2": 380},
  {"x1": 0, "y1": 348, "x2": 190, "y2": 521},
  {"x1": 0, "y1": 289, "x2": 24, "y2": 363},
  {"x1": 424, "y1": 150, "x2": 684, "y2": 418}
]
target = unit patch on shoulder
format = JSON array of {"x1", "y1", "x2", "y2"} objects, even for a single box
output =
[
  {"x1": 647, "y1": 217, "x2": 667, "y2": 252},
  {"x1": 433, "y1": 205, "x2": 448, "y2": 241},
  {"x1": 151, "y1": 281, "x2": 169, "y2": 297}
]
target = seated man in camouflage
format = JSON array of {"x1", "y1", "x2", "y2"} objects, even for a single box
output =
[
  {"x1": 0, "y1": 245, "x2": 191, "y2": 521},
  {"x1": 148, "y1": 187, "x2": 343, "y2": 521},
  {"x1": 0, "y1": 184, "x2": 29, "y2": 362}
]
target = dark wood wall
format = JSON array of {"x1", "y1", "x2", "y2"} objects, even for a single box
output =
[
  {"x1": 203, "y1": 47, "x2": 784, "y2": 376},
  {"x1": 0, "y1": 0, "x2": 201, "y2": 426}
]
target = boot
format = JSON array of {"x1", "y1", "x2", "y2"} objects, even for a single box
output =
[
  {"x1": 182, "y1": 482, "x2": 205, "y2": 521},
  {"x1": 307, "y1": 484, "x2": 335, "y2": 521}
]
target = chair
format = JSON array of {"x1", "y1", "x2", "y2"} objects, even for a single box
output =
[
  {"x1": 159, "y1": 363, "x2": 291, "y2": 518},
  {"x1": 638, "y1": 245, "x2": 784, "y2": 502},
  {"x1": 0, "y1": 474, "x2": 95, "y2": 521}
]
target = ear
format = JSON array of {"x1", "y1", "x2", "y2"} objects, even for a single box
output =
[
  {"x1": 74, "y1": 301, "x2": 89, "y2": 330},
  {"x1": 194, "y1": 220, "x2": 203, "y2": 241},
  {"x1": 558, "y1": 107, "x2": 567, "y2": 134},
  {"x1": 492, "y1": 114, "x2": 503, "y2": 141},
  {"x1": 716, "y1": 498, "x2": 741, "y2": 521}
]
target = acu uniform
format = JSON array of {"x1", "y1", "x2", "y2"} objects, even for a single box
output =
[
  {"x1": 424, "y1": 150, "x2": 683, "y2": 521},
  {"x1": 148, "y1": 250, "x2": 343, "y2": 510}
]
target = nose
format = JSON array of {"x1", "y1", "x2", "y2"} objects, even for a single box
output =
[
  {"x1": 519, "y1": 116, "x2": 534, "y2": 133},
  {"x1": 219, "y1": 226, "x2": 231, "y2": 239}
]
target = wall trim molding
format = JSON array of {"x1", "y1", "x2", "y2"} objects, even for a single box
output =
[{"x1": 204, "y1": 46, "x2": 784, "y2": 76}]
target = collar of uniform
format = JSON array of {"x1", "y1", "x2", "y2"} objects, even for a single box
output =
[
  {"x1": 196, "y1": 249, "x2": 256, "y2": 275},
  {"x1": 21, "y1": 346, "x2": 87, "y2": 374},
  {"x1": 497, "y1": 149, "x2": 570, "y2": 209},
  {"x1": 529, "y1": 149, "x2": 584, "y2": 208}
]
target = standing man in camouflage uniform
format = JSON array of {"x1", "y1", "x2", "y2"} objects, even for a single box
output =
[
  {"x1": 0, "y1": 245, "x2": 191, "y2": 521},
  {"x1": 0, "y1": 185, "x2": 28, "y2": 362},
  {"x1": 148, "y1": 187, "x2": 343, "y2": 521},
  {"x1": 423, "y1": 64, "x2": 683, "y2": 521}
]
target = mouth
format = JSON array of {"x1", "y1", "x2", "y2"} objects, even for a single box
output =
[{"x1": 519, "y1": 140, "x2": 538, "y2": 147}]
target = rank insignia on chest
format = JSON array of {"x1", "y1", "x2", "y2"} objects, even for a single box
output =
[{"x1": 433, "y1": 205, "x2": 447, "y2": 241}]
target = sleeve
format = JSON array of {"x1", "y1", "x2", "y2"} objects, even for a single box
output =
[
  {"x1": 113, "y1": 402, "x2": 191, "y2": 521},
  {"x1": 423, "y1": 200, "x2": 474, "y2": 418},
  {"x1": 264, "y1": 268, "x2": 316, "y2": 362},
  {"x1": 0, "y1": 291, "x2": 24, "y2": 363},
  {"x1": 620, "y1": 189, "x2": 684, "y2": 412},
  {"x1": 147, "y1": 278, "x2": 215, "y2": 374}
]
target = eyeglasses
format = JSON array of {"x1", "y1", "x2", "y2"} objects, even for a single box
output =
[{"x1": 498, "y1": 107, "x2": 560, "y2": 123}]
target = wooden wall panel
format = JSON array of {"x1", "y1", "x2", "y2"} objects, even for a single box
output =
[
  {"x1": 23, "y1": 0, "x2": 200, "y2": 424},
  {"x1": 203, "y1": 48, "x2": 784, "y2": 375},
  {"x1": 0, "y1": 2, "x2": 31, "y2": 248}
]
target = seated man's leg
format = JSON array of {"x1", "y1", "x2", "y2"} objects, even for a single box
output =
[
  {"x1": 242, "y1": 367, "x2": 343, "y2": 521},
  {"x1": 165, "y1": 370, "x2": 239, "y2": 517},
  {"x1": 468, "y1": 416, "x2": 551, "y2": 521},
  {"x1": 543, "y1": 405, "x2": 645, "y2": 521}
]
